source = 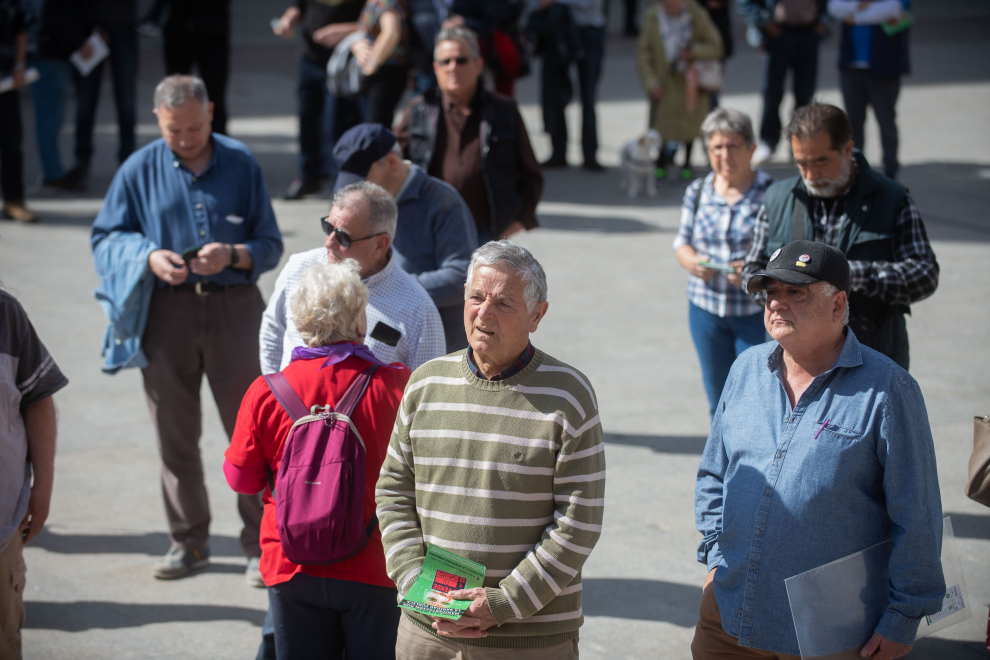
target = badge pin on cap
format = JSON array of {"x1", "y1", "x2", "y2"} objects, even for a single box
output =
[
  {"x1": 770, "y1": 248, "x2": 781, "y2": 261},
  {"x1": 796, "y1": 253, "x2": 811, "y2": 268}
]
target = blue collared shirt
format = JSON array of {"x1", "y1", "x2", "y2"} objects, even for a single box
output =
[
  {"x1": 91, "y1": 135, "x2": 283, "y2": 287},
  {"x1": 695, "y1": 330, "x2": 945, "y2": 654}
]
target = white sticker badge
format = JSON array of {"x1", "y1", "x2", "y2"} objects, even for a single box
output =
[
  {"x1": 769, "y1": 248, "x2": 781, "y2": 262},
  {"x1": 225, "y1": 214, "x2": 244, "y2": 225}
]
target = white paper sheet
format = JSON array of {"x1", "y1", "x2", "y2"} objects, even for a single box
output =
[{"x1": 70, "y1": 32, "x2": 110, "y2": 77}]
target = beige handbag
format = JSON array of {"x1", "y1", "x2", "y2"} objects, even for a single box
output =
[
  {"x1": 694, "y1": 60, "x2": 723, "y2": 93},
  {"x1": 966, "y1": 415, "x2": 990, "y2": 507}
]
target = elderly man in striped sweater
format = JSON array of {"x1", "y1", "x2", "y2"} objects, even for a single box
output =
[{"x1": 377, "y1": 241, "x2": 605, "y2": 659}]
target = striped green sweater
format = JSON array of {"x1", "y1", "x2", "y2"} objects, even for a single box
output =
[{"x1": 376, "y1": 348, "x2": 605, "y2": 649}]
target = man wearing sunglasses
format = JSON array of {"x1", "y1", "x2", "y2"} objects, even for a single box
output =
[
  {"x1": 395, "y1": 26, "x2": 544, "y2": 244},
  {"x1": 259, "y1": 181, "x2": 446, "y2": 376},
  {"x1": 333, "y1": 123, "x2": 478, "y2": 354}
]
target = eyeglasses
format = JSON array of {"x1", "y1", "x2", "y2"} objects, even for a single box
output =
[
  {"x1": 436, "y1": 56, "x2": 471, "y2": 67},
  {"x1": 320, "y1": 216, "x2": 385, "y2": 249},
  {"x1": 707, "y1": 142, "x2": 744, "y2": 155}
]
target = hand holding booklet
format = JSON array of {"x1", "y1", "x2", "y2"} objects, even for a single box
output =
[{"x1": 398, "y1": 544, "x2": 486, "y2": 620}]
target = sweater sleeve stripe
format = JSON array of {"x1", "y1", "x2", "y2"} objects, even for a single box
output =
[
  {"x1": 526, "y1": 552, "x2": 561, "y2": 594},
  {"x1": 559, "y1": 443, "x2": 605, "y2": 462},
  {"x1": 536, "y1": 545, "x2": 579, "y2": 577},
  {"x1": 501, "y1": 587, "x2": 524, "y2": 619},
  {"x1": 548, "y1": 529, "x2": 594, "y2": 555},
  {"x1": 554, "y1": 470, "x2": 607, "y2": 484},
  {"x1": 555, "y1": 493, "x2": 605, "y2": 506},
  {"x1": 381, "y1": 520, "x2": 419, "y2": 537},
  {"x1": 510, "y1": 608, "x2": 583, "y2": 624},
  {"x1": 553, "y1": 511, "x2": 603, "y2": 533},
  {"x1": 410, "y1": 428, "x2": 559, "y2": 450},
  {"x1": 385, "y1": 536, "x2": 424, "y2": 560},
  {"x1": 511, "y1": 385, "x2": 586, "y2": 417},
  {"x1": 404, "y1": 375, "x2": 471, "y2": 395},
  {"x1": 511, "y1": 567, "x2": 545, "y2": 610},
  {"x1": 536, "y1": 364, "x2": 598, "y2": 407}
]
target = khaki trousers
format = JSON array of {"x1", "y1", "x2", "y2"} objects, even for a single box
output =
[
  {"x1": 395, "y1": 614, "x2": 579, "y2": 660},
  {"x1": 0, "y1": 534, "x2": 25, "y2": 660},
  {"x1": 141, "y1": 285, "x2": 265, "y2": 556},
  {"x1": 691, "y1": 581, "x2": 801, "y2": 660}
]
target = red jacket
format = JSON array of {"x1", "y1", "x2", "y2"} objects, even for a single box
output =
[{"x1": 225, "y1": 353, "x2": 410, "y2": 587}]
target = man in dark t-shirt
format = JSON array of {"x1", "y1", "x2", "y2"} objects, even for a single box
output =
[
  {"x1": 0, "y1": 291, "x2": 68, "y2": 658},
  {"x1": 274, "y1": 0, "x2": 365, "y2": 200}
]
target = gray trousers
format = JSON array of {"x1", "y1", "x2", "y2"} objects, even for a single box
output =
[
  {"x1": 840, "y1": 69, "x2": 901, "y2": 179},
  {"x1": 141, "y1": 284, "x2": 266, "y2": 557}
]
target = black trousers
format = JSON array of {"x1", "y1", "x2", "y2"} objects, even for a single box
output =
[
  {"x1": 363, "y1": 64, "x2": 408, "y2": 128},
  {"x1": 840, "y1": 69, "x2": 901, "y2": 179},
  {"x1": 164, "y1": 34, "x2": 231, "y2": 135},
  {"x1": 541, "y1": 26, "x2": 604, "y2": 164},
  {"x1": 759, "y1": 27, "x2": 819, "y2": 149},
  {"x1": 0, "y1": 88, "x2": 24, "y2": 203}
]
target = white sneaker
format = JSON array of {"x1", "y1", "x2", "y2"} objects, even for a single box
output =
[
  {"x1": 752, "y1": 143, "x2": 773, "y2": 166},
  {"x1": 246, "y1": 556, "x2": 265, "y2": 588}
]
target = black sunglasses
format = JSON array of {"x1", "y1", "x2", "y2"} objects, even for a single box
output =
[
  {"x1": 436, "y1": 56, "x2": 471, "y2": 67},
  {"x1": 320, "y1": 216, "x2": 385, "y2": 249}
]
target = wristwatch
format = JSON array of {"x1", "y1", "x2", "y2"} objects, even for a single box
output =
[{"x1": 228, "y1": 244, "x2": 239, "y2": 267}]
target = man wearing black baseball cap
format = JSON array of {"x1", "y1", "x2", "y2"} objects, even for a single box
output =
[
  {"x1": 694, "y1": 244, "x2": 945, "y2": 660},
  {"x1": 332, "y1": 123, "x2": 478, "y2": 353}
]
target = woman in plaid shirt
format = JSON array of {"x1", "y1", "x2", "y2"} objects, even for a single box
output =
[{"x1": 673, "y1": 108, "x2": 773, "y2": 417}]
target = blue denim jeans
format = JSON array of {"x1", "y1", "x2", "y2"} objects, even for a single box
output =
[
  {"x1": 73, "y1": 26, "x2": 139, "y2": 167},
  {"x1": 29, "y1": 59, "x2": 72, "y2": 181},
  {"x1": 298, "y1": 57, "x2": 363, "y2": 183},
  {"x1": 688, "y1": 302, "x2": 765, "y2": 417},
  {"x1": 269, "y1": 573, "x2": 399, "y2": 659},
  {"x1": 759, "y1": 27, "x2": 819, "y2": 149}
]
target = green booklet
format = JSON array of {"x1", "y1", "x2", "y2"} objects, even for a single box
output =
[
  {"x1": 398, "y1": 544, "x2": 486, "y2": 620},
  {"x1": 698, "y1": 260, "x2": 738, "y2": 274}
]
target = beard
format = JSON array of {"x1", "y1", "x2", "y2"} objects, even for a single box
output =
[{"x1": 803, "y1": 156, "x2": 853, "y2": 198}]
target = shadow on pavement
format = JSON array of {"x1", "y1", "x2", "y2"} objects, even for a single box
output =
[
  {"x1": 31, "y1": 529, "x2": 246, "y2": 558},
  {"x1": 908, "y1": 637, "x2": 988, "y2": 659},
  {"x1": 605, "y1": 433, "x2": 708, "y2": 454},
  {"x1": 944, "y1": 512, "x2": 990, "y2": 540},
  {"x1": 538, "y1": 214, "x2": 667, "y2": 233},
  {"x1": 583, "y1": 578, "x2": 701, "y2": 626},
  {"x1": 24, "y1": 601, "x2": 265, "y2": 632}
]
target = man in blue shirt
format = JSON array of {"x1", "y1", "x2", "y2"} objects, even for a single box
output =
[
  {"x1": 91, "y1": 75, "x2": 283, "y2": 583},
  {"x1": 694, "y1": 240, "x2": 944, "y2": 660},
  {"x1": 332, "y1": 123, "x2": 478, "y2": 354}
]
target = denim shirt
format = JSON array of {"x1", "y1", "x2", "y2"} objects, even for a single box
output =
[
  {"x1": 91, "y1": 135, "x2": 283, "y2": 288},
  {"x1": 695, "y1": 329, "x2": 945, "y2": 654}
]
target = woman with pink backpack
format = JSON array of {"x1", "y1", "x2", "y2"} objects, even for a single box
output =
[{"x1": 225, "y1": 258, "x2": 410, "y2": 658}]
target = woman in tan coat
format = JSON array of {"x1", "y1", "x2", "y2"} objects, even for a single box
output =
[{"x1": 637, "y1": 0, "x2": 723, "y2": 180}]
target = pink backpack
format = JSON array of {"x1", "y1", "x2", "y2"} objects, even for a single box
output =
[{"x1": 263, "y1": 365, "x2": 380, "y2": 566}]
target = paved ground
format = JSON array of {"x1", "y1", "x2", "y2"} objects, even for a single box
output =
[{"x1": 2, "y1": 0, "x2": 989, "y2": 658}]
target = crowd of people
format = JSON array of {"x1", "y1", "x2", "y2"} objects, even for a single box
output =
[{"x1": 0, "y1": 1, "x2": 955, "y2": 659}]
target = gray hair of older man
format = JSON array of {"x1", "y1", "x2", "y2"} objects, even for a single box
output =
[
  {"x1": 701, "y1": 107, "x2": 755, "y2": 147},
  {"x1": 465, "y1": 241, "x2": 548, "y2": 312},
  {"x1": 331, "y1": 181, "x2": 398, "y2": 239},
  {"x1": 434, "y1": 26, "x2": 481, "y2": 60},
  {"x1": 291, "y1": 260, "x2": 369, "y2": 347},
  {"x1": 785, "y1": 101, "x2": 853, "y2": 152},
  {"x1": 819, "y1": 282, "x2": 851, "y2": 325},
  {"x1": 154, "y1": 74, "x2": 209, "y2": 109}
]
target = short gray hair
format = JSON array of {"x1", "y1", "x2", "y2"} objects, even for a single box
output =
[
  {"x1": 154, "y1": 74, "x2": 209, "y2": 109},
  {"x1": 819, "y1": 282, "x2": 850, "y2": 325},
  {"x1": 291, "y1": 260, "x2": 369, "y2": 347},
  {"x1": 465, "y1": 241, "x2": 547, "y2": 312},
  {"x1": 701, "y1": 107, "x2": 755, "y2": 146},
  {"x1": 434, "y1": 26, "x2": 481, "y2": 60},
  {"x1": 332, "y1": 182, "x2": 398, "y2": 239}
]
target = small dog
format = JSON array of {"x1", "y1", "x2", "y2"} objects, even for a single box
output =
[{"x1": 619, "y1": 129, "x2": 662, "y2": 198}]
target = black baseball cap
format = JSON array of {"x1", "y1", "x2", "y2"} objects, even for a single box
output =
[
  {"x1": 747, "y1": 240, "x2": 851, "y2": 294},
  {"x1": 332, "y1": 124, "x2": 398, "y2": 193}
]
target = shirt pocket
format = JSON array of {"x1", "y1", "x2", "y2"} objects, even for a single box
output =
[{"x1": 814, "y1": 419, "x2": 864, "y2": 447}]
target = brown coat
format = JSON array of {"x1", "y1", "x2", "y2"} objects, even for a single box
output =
[{"x1": 637, "y1": 0, "x2": 724, "y2": 142}]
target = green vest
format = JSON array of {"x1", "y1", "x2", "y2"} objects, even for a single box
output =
[{"x1": 761, "y1": 153, "x2": 911, "y2": 369}]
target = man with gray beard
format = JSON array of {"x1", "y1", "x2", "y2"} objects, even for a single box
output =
[{"x1": 741, "y1": 102, "x2": 937, "y2": 370}]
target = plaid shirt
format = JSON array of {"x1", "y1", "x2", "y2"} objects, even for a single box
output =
[
  {"x1": 466, "y1": 341, "x2": 535, "y2": 381},
  {"x1": 672, "y1": 170, "x2": 773, "y2": 317},
  {"x1": 742, "y1": 171, "x2": 939, "y2": 308},
  {"x1": 259, "y1": 248, "x2": 446, "y2": 374}
]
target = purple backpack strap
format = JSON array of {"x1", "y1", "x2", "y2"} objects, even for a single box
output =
[
  {"x1": 334, "y1": 365, "x2": 380, "y2": 416},
  {"x1": 263, "y1": 373, "x2": 310, "y2": 421}
]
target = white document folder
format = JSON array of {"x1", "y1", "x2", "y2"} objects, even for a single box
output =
[{"x1": 784, "y1": 516, "x2": 971, "y2": 659}]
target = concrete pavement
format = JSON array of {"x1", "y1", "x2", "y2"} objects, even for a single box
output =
[{"x1": 2, "y1": 0, "x2": 989, "y2": 657}]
